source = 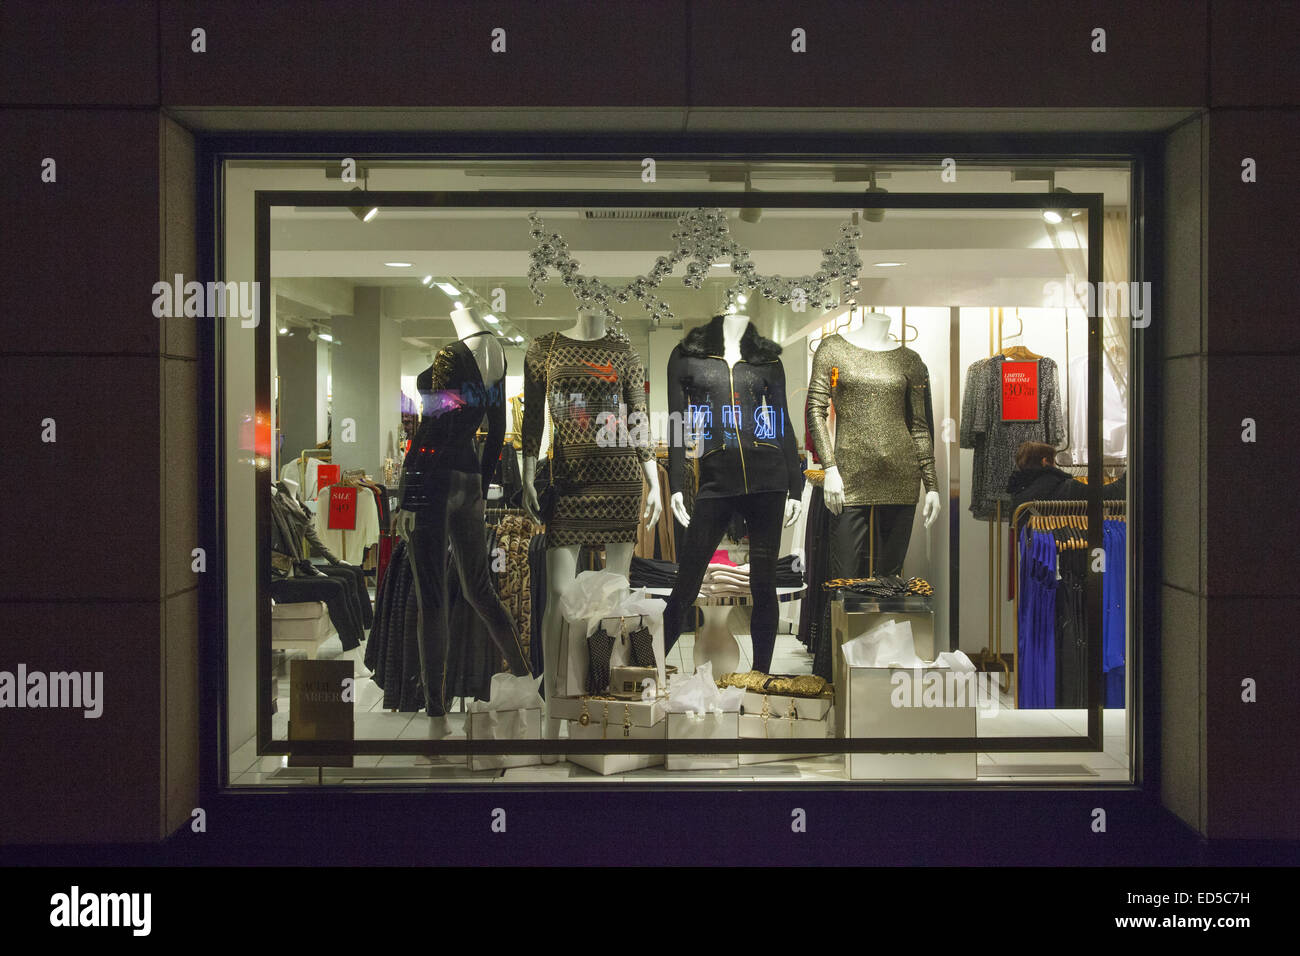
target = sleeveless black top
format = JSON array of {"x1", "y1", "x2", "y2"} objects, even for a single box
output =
[{"x1": 398, "y1": 331, "x2": 506, "y2": 509}]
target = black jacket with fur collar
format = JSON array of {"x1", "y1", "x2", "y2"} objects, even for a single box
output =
[{"x1": 665, "y1": 316, "x2": 804, "y2": 501}]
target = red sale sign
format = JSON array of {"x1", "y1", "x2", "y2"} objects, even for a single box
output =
[
  {"x1": 327, "y1": 485, "x2": 358, "y2": 530},
  {"x1": 1001, "y1": 361, "x2": 1040, "y2": 421},
  {"x1": 317, "y1": 463, "x2": 340, "y2": 490}
]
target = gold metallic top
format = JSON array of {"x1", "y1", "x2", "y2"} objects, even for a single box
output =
[{"x1": 806, "y1": 335, "x2": 938, "y2": 505}]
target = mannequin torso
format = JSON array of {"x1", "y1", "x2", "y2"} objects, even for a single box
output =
[
  {"x1": 839, "y1": 312, "x2": 898, "y2": 351},
  {"x1": 450, "y1": 306, "x2": 505, "y2": 384}
]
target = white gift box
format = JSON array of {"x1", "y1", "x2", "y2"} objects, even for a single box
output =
[
  {"x1": 549, "y1": 695, "x2": 666, "y2": 727},
  {"x1": 567, "y1": 717, "x2": 667, "y2": 776},
  {"x1": 843, "y1": 666, "x2": 977, "y2": 780},
  {"x1": 741, "y1": 690, "x2": 833, "y2": 721},
  {"x1": 737, "y1": 706, "x2": 833, "y2": 765},
  {"x1": 666, "y1": 711, "x2": 741, "y2": 771},
  {"x1": 466, "y1": 707, "x2": 543, "y2": 771}
]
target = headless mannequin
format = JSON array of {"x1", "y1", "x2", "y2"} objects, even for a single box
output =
[
  {"x1": 521, "y1": 310, "x2": 663, "y2": 744},
  {"x1": 395, "y1": 306, "x2": 529, "y2": 739},
  {"x1": 670, "y1": 312, "x2": 802, "y2": 530},
  {"x1": 823, "y1": 311, "x2": 942, "y2": 529}
]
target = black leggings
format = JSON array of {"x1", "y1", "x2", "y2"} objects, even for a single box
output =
[
  {"x1": 663, "y1": 491, "x2": 786, "y2": 674},
  {"x1": 406, "y1": 469, "x2": 530, "y2": 717},
  {"x1": 270, "y1": 574, "x2": 365, "y2": 651},
  {"x1": 830, "y1": 503, "x2": 917, "y2": 579}
]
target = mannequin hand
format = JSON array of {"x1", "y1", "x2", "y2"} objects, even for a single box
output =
[
  {"x1": 783, "y1": 497, "x2": 802, "y2": 528},
  {"x1": 641, "y1": 459, "x2": 662, "y2": 528},
  {"x1": 394, "y1": 509, "x2": 417, "y2": 542},
  {"x1": 642, "y1": 493, "x2": 662, "y2": 529},
  {"x1": 670, "y1": 492, "x2": 691, "y2": 528},
  {"x1": 922, "y1": 490, "x2": 941, "y2": 529},
  {"x1": 822, "y1": 466, "x2": 845, "y2": 515},
  {"x1": 522, "y1": 482, "x2": 541, "y2": 524}
]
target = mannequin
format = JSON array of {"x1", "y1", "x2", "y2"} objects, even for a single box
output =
[
  {"x1": 808, "y1": 309, "x2": 941, "y2": 580},
  {"x1": 521, "y1": 309, "x2": 662, "y2": 743},
  {"x1": 663, "y1": 310, "x2": 804, "y2": 675},
  {"x1": 395, "y1": 306, "x2": 531, "y2": 739}
]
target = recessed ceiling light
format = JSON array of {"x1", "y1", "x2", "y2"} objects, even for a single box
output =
[
  {"x1": 278, "y1": 327, "x2": 289, "y2": 335},
  {"x1": 873, "y1": 261, "x2": 906, "y2": 267},
  {"x1": 712, "y1": 262, "x2": 731, "y2": 269},
  {"x1": 384, "y1": 261, "x2": 412, "y2": 268},
  {"x1": 513, "y1": 335, "x2": 524, "y2": 343},
  {"x1": 436, "y1": 282, "x2": 460, "y2": 296},
  {"x1": 421, "y1": 276, "x2": 433, "y2": 285}
]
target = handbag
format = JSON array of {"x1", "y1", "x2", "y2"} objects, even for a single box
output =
[{"x1": 586, "y1": 625, "x2": 616, "y2": 695}]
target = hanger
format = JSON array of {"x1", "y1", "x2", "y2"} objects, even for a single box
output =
[{"x1": 997, "y1": 308, "x2": 1042, "y2": 361}]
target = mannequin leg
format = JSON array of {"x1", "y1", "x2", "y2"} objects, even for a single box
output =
[
  {"x1": 446, "y1": 472, "x2": 531, "y2": 676},
  {"x1": 604, "y1": 540, "x2": 635, "y2": 577},
  {"x1": 407, "y1": 500, "x2": 451, "y2": 718},
  {"x1": 662, "y1": 496, "x2": 735, "y2": 658},
  {"x1": 829, "y1": 505, "x2": 870, "y2": 580},
  {"x1": 542, "y1": 544, "x2": 580, "y2": 742},
  {"x1": 873, "y1": 504, "x2": 918, "y2": 576},
  {"x1": 738, "y1": 492, "x2": 786, "y2": 674}
]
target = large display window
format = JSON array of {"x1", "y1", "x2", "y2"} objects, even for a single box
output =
[{"x1": 215, "y1": 155, "x2": 1143, "y2": 787}]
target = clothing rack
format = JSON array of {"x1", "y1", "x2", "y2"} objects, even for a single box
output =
[{"x1": 1008, "y1": 497, "x2": 1126, "y2": 704}]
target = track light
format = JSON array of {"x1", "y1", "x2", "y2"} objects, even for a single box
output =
[
  {"x1": 436, "y1": 282, "x2": 460, "y2": 296},
  {"x1": 739, "y1": 173, "x2": 762, "y2": 224},
  {"x1": 864, "y1": 172, "x2": 888, "y2": 223},
  {"x1": 348, "y1": 186, "x2": 378, "y2": 223}
]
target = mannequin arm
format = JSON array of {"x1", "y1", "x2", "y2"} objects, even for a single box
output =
[
  {"x1": 783, "y1": 497, "x2": 802, "y2": 528},
  {"x1": 521, "y1": 455, "x2": 540, "y2": 523},
  {"x1": 922, "y1": 489, "x2": 941, "y2": 529},
  {"x1": 670, "y1": 491, "x2": 691, "y2": 528},
  {"x1": 641, "y1": 458, "x2": 662, "y2": 528},
  {"x1": 822, "y1": 465, "x2": 846, "y2": 515}
]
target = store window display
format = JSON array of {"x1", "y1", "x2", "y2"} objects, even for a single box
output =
[
  {"x1": 806, "y1": 310, "x2": 941, "y2": 578},
  {"x1": 662, "y1": 312, "x2": 804, "y2": 675},
  {"x1": 395, "y1": 306, "x2": 532, "y2": 736}
]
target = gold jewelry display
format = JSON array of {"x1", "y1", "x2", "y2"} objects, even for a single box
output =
[
  {"x1": 623, "y1": 704, "x2": 632, "y2": 738},
  {"x1": 578, "y1": 699, "x2": 591, "y2": 727},
  {"x1": 601, "y1": 702, "x2": 610, "y2": 739}
]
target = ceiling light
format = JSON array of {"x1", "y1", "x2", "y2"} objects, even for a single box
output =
[
  {"x1": 278, "y1": 327, "x2": 289, "y2": 335},
  {"x1": 864, "y1": 172, "x2": 888, "y2": 223},
  {"x1": 308, "y1": 330, "x2": 317, "y2": 342},
  {"x1": 436, "y1": 282, "x2": 460, "y2": 296},
  {"x1": 485, "y1": 314, "x2": 499, "y2": 324},
  {"x1": 318, "y1": 333, "x2": 334, "y2": 343},
  {"x1": 513, "y1": 335, "x2": 524, "y2": 343},
  {"x1": 727, "y1": 304, "x2": 739, "y2": 314},
  {"x1": 421, "y1": 276, "x2": 433, "y2": 285},
  {"x1": 348, "y1": 186, "x2": 378, "y2": 223},
  {"x1": 712, "y1": 262, "x2": 731, "y2": 269},
  {"x1": 384, "y1": 261, "x2": 412, "y2": 268},
  {"x1": 873, "y1": 261, "x2": 906, "y2": 267},
  {"x1": 1042, "y1": 210, "x2": 1063, "y2": 224},
  {"x1": 737, "y1": 294, "x2": 748, "y2": 305},
  {"x1": 453, "y1": 301, "x2": 464, "y2": 310}
]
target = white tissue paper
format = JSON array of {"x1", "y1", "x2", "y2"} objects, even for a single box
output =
[
  {"x1": 664, "y1": 661, "x2": 745, "y2": 714},
  {"x1": 933, "y1": 650, "x2": 977, "y2": 672},
  {"x1": 467, "y1": 672, "x2": 545, "y2": 713},
  {"x1": 841, "y1": 618, "x2": 925, "y2": 668}
]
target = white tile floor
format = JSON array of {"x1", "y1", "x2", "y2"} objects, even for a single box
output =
[{"x1": 229, "y1": 633, "x2": 1133, "y2": 786}]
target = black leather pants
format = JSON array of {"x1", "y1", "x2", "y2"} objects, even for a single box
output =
[
  {"x1": 406, "y1": 469, "x2": 530, "y2": 716},
  {"x1": 830, "y1": 503, "x2": 917, "y2": 579}
]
